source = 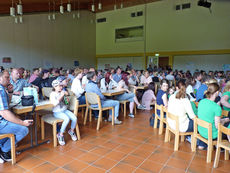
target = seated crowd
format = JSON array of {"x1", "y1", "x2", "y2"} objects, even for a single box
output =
[{"x1": 0, "y1": 65, "x2": 230, "y2": 164}]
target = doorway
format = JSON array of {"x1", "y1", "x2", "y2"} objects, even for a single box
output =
[{"x1": 158, "y1": 56, "x2": 169, "y2": 70}]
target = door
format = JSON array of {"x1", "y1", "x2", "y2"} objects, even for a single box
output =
[{"x1": 158, "y1": 56, "x2": 169, "y2": 70}]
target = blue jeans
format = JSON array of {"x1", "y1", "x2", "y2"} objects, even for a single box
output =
[
  {"x1": 116, "y1": 93, "x2": 134, "y2": 102},
  {"x1": 53, "y1": 110, "x2": 77, "y2": 133},
  {"x1": 186, "y1": 119, "x2": 194, "y2": 132},
  {"x1": 92, "y1": 99, "x2": 119, "y2": 118},
  {"x1": 78, "y1": 95, "x2": 86, "y2": 105},
  {"x1": 0, "y1": 119, "x2": 29, "y2": 152}
]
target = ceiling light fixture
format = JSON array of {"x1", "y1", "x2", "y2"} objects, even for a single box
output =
[
  {"x1": 52, "y1": 0, "x2": 56, "y2": 20},
  {"x1": 67, "y1": 0, "x2": 71, "y2": 12},
  {"x1": 91, "y1": 0, "x2": 95, "y2": 12},
  {"x1": 120, "y1": 0, "x2": 123, "y2": 9},
  {"x1": 98, "y1": 1, "x2": 102, "y2": 10},
  {"x1": 77, "y1": 0, "x2": 80, "y2": 18},
  {"x1": 60, "y1": 0, "x2": 64, "y2": 14},
  {"x1": 48, "y1": 1, "x2": 51, "y2": 20},
  {"x1": 17, "y1": 0, "x2": 23, "y2": 15},
  {"x1": 10, "y1": 0, "x2": 15, "y2": 16},
  {"x1": 114, "y1": 0, "x2": 117, "y2": 10}
]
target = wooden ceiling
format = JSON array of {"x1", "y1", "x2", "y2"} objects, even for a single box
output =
[{"x1": 0, "y1": 0, "x2": 161, "y2": 15}]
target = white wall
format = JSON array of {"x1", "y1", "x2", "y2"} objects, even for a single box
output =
[
  {"x1": 97, "y1": 56, "x2": 144, "y2": 70},
  {"x1": 173, "y1": 54, "x2": 230, "y2": 73},
  {"x1": 0, "y1": 11, "x2": 96, "y2": 70},
  {"x1": 96, "y1": 0, "x2": 230, "y2": 54}
]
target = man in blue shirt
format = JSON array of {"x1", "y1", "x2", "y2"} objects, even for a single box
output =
[
  {"x1": 85, "y1": 72, "x2": 122, "y2": 125},
  {"x1": 0, "y1": 70, "x2": 32, "y2": 163},
  {"x1": 112, "y1": 67, "x2": 122, "y2": 83},
  {"x1": 196, "y1": 75, "x2": 210, "y2": 102}
]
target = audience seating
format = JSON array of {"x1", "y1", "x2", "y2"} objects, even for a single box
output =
[
  {"x1": 119, "y1": 100, "x2": 130, "y2": 118},
  {"x1": 41, "y1": 97, "x2": 81, "y2": 147},
  {"x1": 154, "y1": 103, "x2": 166, "y2": 135},
  {"x1": 41, "y1": 87, "x2": 53, "y2": 99},
  {"x1": 84, "y1": 92, "x2": 114, "y2": 130},
  {"x1": 164, "y1": 112, "x2": 194, "y2": 151},
  {"x1": 213, "y1": 123, "x2": 230, "y2": 168},
  {"x1": 192, "y1": 117, "x2": 217, "y2": 163},
  {"x1": 222, "y1": 110, "x2": 229, "y2": 117},
  {"x1": 0, "y1": 134, "x2": 16, "y2": 164}
]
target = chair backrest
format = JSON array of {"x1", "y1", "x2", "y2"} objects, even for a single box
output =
[
  {"x1": 67, "y1": 88, "x2": 74, "y2": 96},
  {"x1": 167, "y1": 112, "x2": 179, "y2": 132},
  {"x1": 42, "y1": 87, "x2": 53, "y2": 98},
  {"x1": 155, "y1": 103, "x2": 163, "y2": 119},
  {"x1": 194, "y1": 117, "x2": 212, "y2": 141},
  {"x1": 85, "y1": 92, "x2": 101, "y2": 108},
  {"x1": 217, "y1": 123, "x2": 230, "y2": 143},
  {"x1": 222, "y1": 110, "x2": 229, "y2": 117},
  {"x1": 155, "y1": 82, "x2": 160, "y2": 95},
  {"x1": 68, "y1": 95, "x2": 77, "y2": 111},
  {"x1": 194, "y1": 102, "x2": 199, "y2": 107}
]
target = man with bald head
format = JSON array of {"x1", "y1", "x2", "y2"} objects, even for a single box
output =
[{"x1": 0, "y1": 70, "x2": 32, "y2": 162}]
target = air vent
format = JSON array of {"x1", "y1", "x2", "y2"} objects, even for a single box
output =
[
  {"x1": 182, "y1": 3, "x2": 191, "y2": 9},
  {"x1": 137, "y1": 11, "x2": 143, "y2": 16},
  {"x1": 176, "y1": 5, "x2": 181, "y2": 10},
  {"x1": 97, "y1": 18, "x2": 106, "y2": 23},
  {"x1": 131, "y1": 12, "x2": 136, "y2": 17}
]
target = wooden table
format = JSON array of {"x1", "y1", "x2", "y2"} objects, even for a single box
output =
[
  {"x1": 11, "y1": 100, "x2": 53, "y2": 153},
  {"x1": 102, "y1": 89, "x2": 125, "y2": 97}
]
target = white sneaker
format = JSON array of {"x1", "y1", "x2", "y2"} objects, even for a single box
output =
[
  {"x1": 68, "y1": 130, "x2": 78, "y2": 141},
  {"x1": 128, "y1": 113, "x2": 135, "y2": 118},
  {"x1": 0, "y1": 157, "x2": 4, "y2": 164},
  {"x1": 57, "y1": 134, "x2": 65, "y2": 146},
  {"x1": 114, "y1": 119, "x2": 122, "y2": 125}
]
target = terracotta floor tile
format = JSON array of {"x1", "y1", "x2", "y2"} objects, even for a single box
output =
[
  {"x1": 78, "y1": 152, "x2": 101, "y2": 164},
  {"x1": 110, "y1": 162, "x2": 136, "y2": 173},
  {"x1": 134, "y1": 168, "x2": 151, "y2": 173},
  {"x1": 0, "y1": 163, "x2": 26, "y2": 173},
  {"x1": 31, "y1": 162, "x2": 58, "y2": 173},
  {"x1": 64, "y1": 148, "x2": 87, "y2": 159},
  {"x1": 16, "y1": 155, "x2": 45, "y2": 170},
  {"x1": 115, "y1": 144, "x2": 136, "y2": 154},
  {"x1": 78, "y1": 142, "x2": 97, "y2": 151},
  {"x1": 160, "y1": 166, "x2": 185, "y2": 173},
  {"x1": 52, "y1": 167, "x2": 71, "y2": 173},
  {"x1": 90, "y1": 146, "x2": 112, "y2": 156},
  {"x1": 63, "y1": 159, "x2": 89, "y2": 172},
  {"x1": 47, "y1": 153, "x2": 73, "y2": 167},
  {"x1": 137, "y1": 143, "x2": 158, "y2": 151},
  {"x1": 130, "y1": 149, "x2": 152, "y2": 158},
  {"x1": 139, "y1": 159, "x2": 163, "y2": 173},
  {"x1": 191, "y1": 155, "x2": 213, "y2": 168},
  {"x1": 212, "y1": 169, "x2": 230, "y2": 173},
  {"x1": 102, "y1": 141, "x2": 120, "y2": 149},
  {"x1": 166, "y1": 157, "x2": 189, "y2": 170},
  {"x1": 93, "y1": 157, "x2": 117, "y2": 170},
  {"x1": 105, "y1": 150, "x2": 127, "y2": 161},
  {"x1": 121, "y1": 155, "x2": 145, "y2": 167},
  {"x1": 216, "y1": 160, "x2": 230, "y2": 172},
  {"x1": 81, "y1": 165, "x2": 106, "y2": 173},
  {"x1": 148, "y1": 153, "x2": 169, "y2": 164},
  {"x1": 171, "y1": 151, "x2": 194, "y2": 161},
  {"x1": 188, "y1": 163, "x2": 213, "y2": 173}
]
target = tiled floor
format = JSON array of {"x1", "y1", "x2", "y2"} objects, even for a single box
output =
[{"x1": 1, "y1": 110, "x2": 229, "y2": 173}]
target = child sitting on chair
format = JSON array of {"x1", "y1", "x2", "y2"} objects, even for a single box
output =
[{"x1": 50, "y1": 79, "x2": 77, "y2": 146}]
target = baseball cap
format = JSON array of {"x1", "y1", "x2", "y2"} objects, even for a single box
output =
[
  {"x1": 52, "y1": 80, "x2": 61, "y2": 87},
  {"x1": 42, "y1": 69, "x2": 49, "y2": 74}
]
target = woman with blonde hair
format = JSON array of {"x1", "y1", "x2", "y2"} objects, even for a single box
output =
[{"x1": 221, "y1": 81, "x2": 230, "y2": 111}]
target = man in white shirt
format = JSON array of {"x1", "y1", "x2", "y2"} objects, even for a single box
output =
[{"x1": 140, "y1": 71, "x2": 152, "y2": 85}]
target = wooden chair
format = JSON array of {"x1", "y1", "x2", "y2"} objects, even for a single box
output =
[
  {"x1": 41, "y1": 97, "x2": 81, "y2": 147},
  {"x1": 68, "y1": 93, "x2": 86, "y2": 118},
  {"x1": 84, "y1": 92, "x2": 114, "y2": 130},
  {"x1": 193, "y1": 101, "x2": 199, "y2": 107},
  {"x1": 192, "y1": 117, "x2": 217, "y2": 163},
  {"x1": 41, "y1": 87, "x2": 53, "y2": 99},
  {"x1": 120, "y1": 100, "x2": 130, "y2": 118},
  {"x1": 213, "y1": 123, "x2": 230, "y2": 168},
  {"x1": 222, "y1": 110, "x2": 229, "y2": 117},
  {"x1": 154, "y1": 103, "x2": 167, "y2": 135},
  {"x1": 164, "y1": 112, "x2": 194, "y2": 151},
  {"x1": 0, "y1": 134, "x2": 16, "y2": 164}
]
